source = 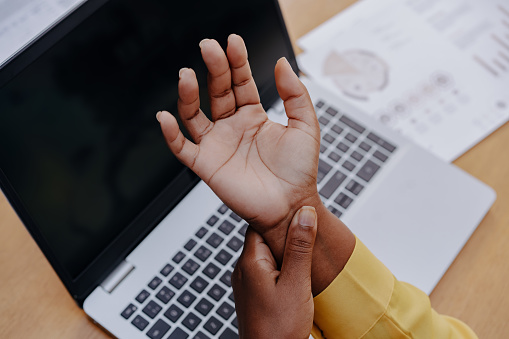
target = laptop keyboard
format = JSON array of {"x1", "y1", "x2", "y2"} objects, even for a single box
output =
[
  {"x1": 313, "y1": 100, "x2": 397, "y2": 218},
  {"x1": 119, "y1": 98, "x2": 397, "y2": 338}
]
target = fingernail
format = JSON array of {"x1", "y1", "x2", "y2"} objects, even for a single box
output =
[
  {"x1": 228, "y1": 33, "x2": 238, "y2": 43},
  {"x1": 179, "y1": 68, "x2": 186, "y2": 79},
  {"x1": 199, "y1": 38, "x2": 209, "y2": 49},
  {"x1": 156, "y1": 111, "x2": 162, "y2": 122},
  {"x1": 298, "y1": 207, "x2": 316, "y2": 227}
]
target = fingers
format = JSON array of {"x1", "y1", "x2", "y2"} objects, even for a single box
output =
[
  {"x1": 279, "y1": 206, "x2": 317, "y2": 289},
  {"x1": 226, "y1": 34, "x2": 260, "y2": 108},
  {"x1": 156, "y1": 110, "x2": 199, "y2": 170},
  {"x1": 274, "y1": 58, "x2": 319, "y2": 134},
  {"x1": 177, "y1": 68, "x2": 213, "y2": 143},
  {"x1": 200, "y1": 39, "x2": 237, "y2": 121},
  {"x1": 240, "y1": 227, "x2": 278, "y2": 275},
  {"x1": 233, "y1": 228, "x2": 277, "y2": 290}
]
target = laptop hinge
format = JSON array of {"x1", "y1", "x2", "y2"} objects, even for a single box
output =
[{"x1": 101, "y1": 260, "x2": 135, "y2": 293}]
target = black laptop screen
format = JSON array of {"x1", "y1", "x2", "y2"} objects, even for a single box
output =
[{"x1": 0, "y1": 0, "x2": 294, "y2": 281}]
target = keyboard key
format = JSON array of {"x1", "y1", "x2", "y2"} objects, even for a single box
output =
[
  {"x1": 373, "y1": 150, "x2": 388, "y2": 162},
  {"x1": 218, "y1": 220, "x2": 235, "y2": 235},
  {"x1": 195, "y1": 246, "x2": 212, "y2": 262},
  {"x1": 320, "y1": 144, "x2": 327, "y2": 153},
  {"x1": 184, "y1": 239, "x2": 197, "y2": 251},
  {"x1": 359, "y1": 141, "x2": 372, "y2": 152},
  {"x1": 203, "y1": 262, "x2": 221, "y2": 279},
  {"x1": 232, "y1": 317, "x2": 238, "y2": 329},
  {"x1": 196, "y1": 227, "x2": 208, "y2": 239},
  {"x1": 229, "y1": 212, "x2": 242, "y2": 222},
  {"x1": 357, "y1": 160, "x2": 380, "y2": 182},
  {"x1": 325, "y1": 106, "x2": 338, "y2": 116},
  {"x1": 367, "y1": 132, "x2": 396, "y2": 152},
  {"x1": 322, "y1": 133, "x2": 335, "y2": 144},
  {"x1": 182, "y1": 312, "x2": 201, "y2": 331},
  {"x1": 208, "y1": 284, "x2": 227, "y2": 301},
  {"x1": 207, "y1": 215, "x2": 219, "y2": 226},
  {"x1": 121, "y1": 303, "x2": 137, "y2": 319},
  {"x1": 218, "y1": 204, "x2": 229, "y2": 214},
  {"x1": 227, "y1": 236, "x2": 243, "y2": 252},
  {"x1": 147, "y1": 319, "x2": 171, "y2": 339},
  {"x1": 143, "y1": 300, "x2": 162, "y2": 319},
  {"x1": 167, "y1": 327, "x2": 189, "y2": 339},
  {"x1": 216, "y1": 301, "x2": 235, "y2": 320},
  {"x1": 156, "y1": 286, "x2": 175, "y2": 304},
  {"x1": 177, "y1": 290, "x2": 197, "y2": 308},
  {"x1": 169, "y1": 272, "x2": 188, "y2": 290},
  {"x1": 219, "y1": 328, "x2": 239, "y2": 339},
  {"x1": 182, "y1": 258, "x2": 200, "y2": 276},
  {"x1": 220, "y1": 270, "x2": 233, "y2": 287},
  {"x1": 350, "y1": 151, "x2": 363, "y2": 162},
  {"x1": 190, "y1": 276, "x2": 209, "y2": 293},
  {"x1": 345, "y1": 133, "x2": 358, "y2": 143},
  {"x1": 131, "y1": 315, "x2": 149, "y2": 331},
  {"x1": 206, "y1": 233, "x2": 224, "y2": 248},
  {"x1": 164, "y1": 304, "x2": 184, "y2": 322},
  {"x1": 315, "y1": 100, "x2": 325, "y2": 109},
  {"x1": 339, "y1": 115, "x2": 366, "y2": 134},
  {"x1": 228, "y1": 292, "x2": 235, "y2": 302},
  {"x1": 319, "y1": 171, "x2": 346, "y2": 199},
  {"x1": 238, "y1": 223, "x2": 248, "y2": 237},
  {"x1": 317, "y1": 159, "x2": 332, "y2": 184},
  {"x1": 336, "y1": 142, "x2": 349, "y2": 153},
  {"x1": 335, "y1": 193, "x2": 353, "y2": 209},
  {"x1": 136, "y1": 289, "x2": 150, "y2": 304},
  {"x1": 327, "y1": 151, "x2": 341, "y2": 162},
  {"x1": 342, "y1": 160, "x2": 356, "y2": 172},
  {"x1": 215, "y1": 249, "x2": 233, "y2": 265},
  {"x1": 318, "y1": 116, "x2": 330, "y2": 126},
  {"x1": 172, "y1": 251, "x2": 186, "y2": 264},
  {"x1": 331, "y1": 124, "x2": 344, "y2": 135},
  {"x1": 346, "y1": 180, "x2": 364, "y2": 195},
  {"x1": 204, "y1": 316, "x2": 224, "y2": 335},
  {"x1": 148, "y1": 276, "x2": 162, "y2": 290},
  {"x1": 195, "y1": 331, "x2": 211, "y2": 339},
  {"x1": 160, "y1": 264, "x2": 174, "y2": 277},
  {"x1": 327, "y1": 205, "x2": 343, "y2": 218},
  {"x1": 195, "y1": 298, "x2": 214, "y2": 316}
]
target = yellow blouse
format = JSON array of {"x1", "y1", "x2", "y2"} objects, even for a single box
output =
[{"x1": 311, "y1": 238, "x2": 477, "y2": 338}]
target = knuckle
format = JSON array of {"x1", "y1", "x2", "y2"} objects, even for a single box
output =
[{"x1": 288, "y1": 236, "x2": 313, "y2": 254}]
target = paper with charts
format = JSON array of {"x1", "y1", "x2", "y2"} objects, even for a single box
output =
[{"x1": 298, "y1": 0, "x2": 509, "y2": 162}]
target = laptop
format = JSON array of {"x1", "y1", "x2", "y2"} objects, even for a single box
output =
[{"x1": 0, "y1": 0, "x2": 495, "y2": 338}]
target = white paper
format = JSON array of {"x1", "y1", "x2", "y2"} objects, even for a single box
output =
[
  {"x1": 0, "y1": 0, "x2": 86, "y2": 67},
  {"x1": 298, "y1": 0, "x2": 509, "y2": 162}
]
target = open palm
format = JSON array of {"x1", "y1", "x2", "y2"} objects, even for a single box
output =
[{"x1": 158, "y1": 35, "x2": 321, "y2": 253}]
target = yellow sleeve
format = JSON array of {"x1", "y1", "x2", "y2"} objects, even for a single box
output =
[{"x1": 310, "y1": 237, "x2": 477, "y2": 339}]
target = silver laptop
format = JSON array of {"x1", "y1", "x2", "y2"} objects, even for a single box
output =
[{"x1": 0, "y1": 0, "x2": 495, "y2": 338}]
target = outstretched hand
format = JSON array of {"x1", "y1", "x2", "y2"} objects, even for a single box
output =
[{"x1": 157, "y1": 34, "x2": 321, "y2": 261}]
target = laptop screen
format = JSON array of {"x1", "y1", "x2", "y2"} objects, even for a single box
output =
[{"x1": 0, "y1": 0, "x2": 295, "y2": 297}]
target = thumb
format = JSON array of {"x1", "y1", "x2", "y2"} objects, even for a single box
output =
[
  {"x1": 279, "y1": 206, "x2": 317, "y2": 288},
  {"x1": 274, "y1": 58, "x2": 319, "y2": 134}
]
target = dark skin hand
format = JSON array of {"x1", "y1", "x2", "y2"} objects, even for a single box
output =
[
  {"x1": 232, "y1": 206, "x2": 318, "y2": 339},
  {"x1": 157, "y1": 34, "x2": 321, "y2": 263},
  {"x1": 158, "y1": 34, "x2": 355, "y2": 296}
]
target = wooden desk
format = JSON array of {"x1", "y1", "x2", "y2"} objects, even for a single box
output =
[{"x1": 1, "y1": 0, "x2": 508, "y2": 337}]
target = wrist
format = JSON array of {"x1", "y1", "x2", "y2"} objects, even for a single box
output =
[
  {"x1": 261, "y1": 192, "x2": 323, "y2": 265},
  {"x1": 311, "y1": 206, "x2": 355, "y2": 296}
]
